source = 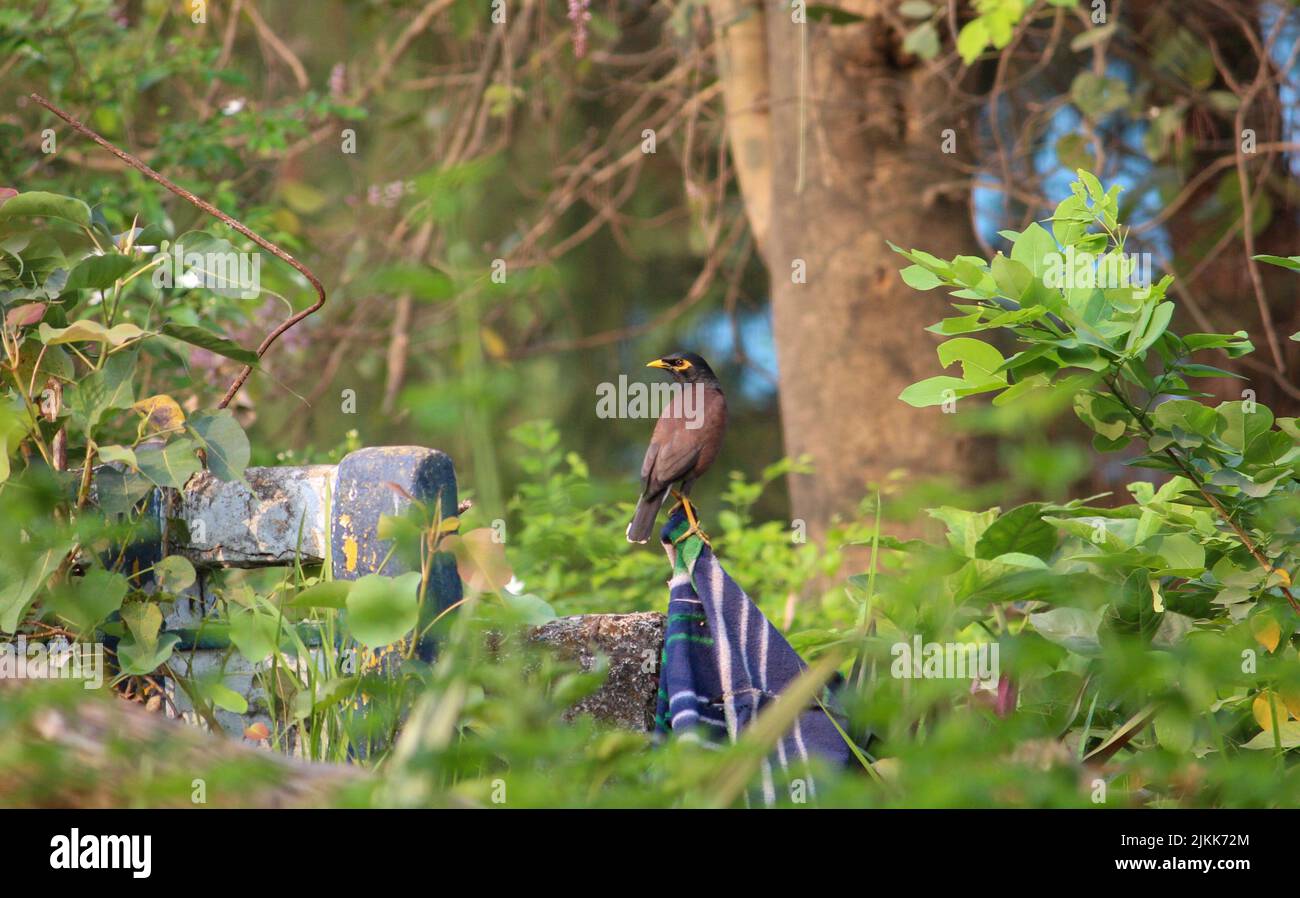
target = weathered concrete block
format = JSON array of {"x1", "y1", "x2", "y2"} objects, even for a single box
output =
[
  {"x1": 168, "y1": 647, "x2": 312, "y2": 744},
  {"x1": 163, "y1": 465, "x2": 334, "y2": 568},
  {"x1": 330, "y1": 446, "x2": 458, "y2": 579},
  {"x1": 159, "y1": 449, "x2": 457, "y2": 576},
  {"x1": 101, "y1": 455, "x2": 683, "y2": 746},
  {"x1": 530, "y1": 612, "x2": 666, "y2": 732},
  {"x1": 331, "y1": 447, "x2": 460, "y2": 664}
]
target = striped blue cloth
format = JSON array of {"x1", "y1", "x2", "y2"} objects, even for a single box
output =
[{"x1": 653, "y1": 509, "x2": 852, "y2": 805}]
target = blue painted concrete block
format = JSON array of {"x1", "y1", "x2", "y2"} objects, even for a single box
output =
[{"x1": 330, "y1": 446, "x2": 461, "y2": 662}]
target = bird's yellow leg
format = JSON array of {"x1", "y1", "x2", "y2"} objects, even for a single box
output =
[
  {"x1": 680, "y1": 495, "x2": 698, "y2": 529},
  {"x1": 666, "y1": 488, "x2": 686, "y2": 514},
  {"x1": 672, "y1": 496, "x2": 711, "y2": 547}
]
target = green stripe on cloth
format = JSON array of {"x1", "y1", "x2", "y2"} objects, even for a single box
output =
[{"x1": 665, "y1": 632, "x2": 715, "y2": 647}]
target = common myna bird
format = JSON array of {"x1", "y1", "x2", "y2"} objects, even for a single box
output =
[{"x1": 626, "y1": 352, "x2": 728, "y2": 545}]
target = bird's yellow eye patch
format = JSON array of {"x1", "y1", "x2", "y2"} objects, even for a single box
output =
[{"x1": 647, "y1": 357, "x2": 693, "y2": 371}]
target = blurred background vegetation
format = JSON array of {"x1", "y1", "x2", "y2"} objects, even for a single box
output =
[{"x1": 3, "y1": 0, "x2": 1298, "y2": 529}]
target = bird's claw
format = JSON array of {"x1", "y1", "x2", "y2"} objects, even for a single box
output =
[
  {"x1": 673, "y1": 524, "x2": 711, "y2": 547},
  {"x1": 671, "y1": 494, "x2": 711, "y2": 546}
]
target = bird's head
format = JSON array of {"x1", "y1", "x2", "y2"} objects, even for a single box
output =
[{"x1": 646, "y1": 351, "x2": 718, "y2": 384}]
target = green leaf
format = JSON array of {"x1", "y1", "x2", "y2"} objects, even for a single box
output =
[
  {"x1": 1056, "y1": 133, "x2": 1094, "y2": 171},
  {"x1": 0, "y1": 407, "x2": 26, "y2": 485},
  {"x1": 1145, "y1": 533, "x2": 1205, "y2": 575},
  {"x1": 1209, "y1": 468, "x2": 1289, "y2": 498},
  {"x1": 0, "y1": 191, "x2": 91, "y2": 227},
  {"x1": 279, "y1": 180, "x2": 329, "y2": 214},
  {"x1": 1126, "y1": 301, "x2": 1173, "y2": 357},
  {"x1": 1071, "y1": 71, "x2": 1130, "y2": 119},
  {"x1": 900, "y1": 263, "x2": 943, "y2": 290},
  {"x1": 928, "y1": 506, "x2": 999, "y2": 557},
  {"x1": 956, "y1": 18, "x2": 989, "y2": 64},
  {"x1": 1241, "y1": 721, "x2": 1300, "y2": 750},
  {"x1": 898, "y1": 375, "x2": 967, "y2": 407},
  {"x1": 937, "y1": 337, "x2": 1007, "y2": 384},
  {"x1": 1050, "y1": 194, "x2": 1091, "y2": 248},
  {"x1": 1043, "y1": 514, "x2": 1136, "y2": 551},
  {"x1": 1028, "y1": 607, "x2": 1102, "y2": 655},
  {"x1": 292, "y1": 676, "x2": 360, "y2": 719},
  {"x1": 1216, "y1": 400, "x2": 1274, "y2": 455},
  {"x1": 96, "y1": 445, "x2": 138, "y2": 469},
  {"x1": 39, "y1": 319, "x2": 146, "y2": 347},
  {"x1": 158, "y1": 231, "x2": 260, "y2": 299},
  {"x1": 205, "y1": 681, "x2": 249, "y2": 714},
  {"x1": 137, "y1": 438, "x2": 202, "y2": 488},
  {"x1": 500, "y1": 592, "x2": 558, "y2": 625},
  {"x1": 94, "y1": 467, "x2": 153, "y2": 516},
  {"x1": 1154, "y1": 709, "x2": 1194, "y2": 753},
  {"x1": 66, "y1": 351, "x2": 136, "y2": 435},
  {"x1": 155, "y1": 555, "x2": 197, "y2": 592},
  {"x1": 1175, "y1": 363, "x2": 1242, "y2": 380},
  {"x1": 991, "y1": 254, "x2": 1033, "y2": 300},
  {"x1": 118, "y1": 633, "x2": 181, "y2": 675},
  {"x1": 289, "y1": 579, "x2": 351, "y2": 609},
  {"x1": 368, "y1": 265, "x2": 455, "y2": 302},
  {"x1": 986, "y1": 552, "x2": 1048, "y2": 570},
  {"x1": 1152, "y1": 399, "x2": 1217, "y2": 434},
  {"x1": 160, "y1": 322, "x2": 259, "y2": 367},
  {"x1": 12, "y1": 339, "x2": 72, "y2": 391},
  {"x1": 46, "y1": 567, "x2": 128, "y2": 635},
  {"x1": 1183, "y1": 330, "x2": 1254, "y2": 358},
  {"x1": 63, "y1": 254, "x2": 136, "y2": 291},
  {"x1": 1010, "y1": 222, "x2": 1059, "y2": 279},
  {"x1": 1101, "y1": 570, "x2": 1163, "y2": 642},
  {"x1": 229, "y1": 606, "x2": 280, "y2": 663},
  {"x1": 1252, "y1": 254, "x2": 1300, "y2": 272},
  {"x1": 0, "y1": 543, "x2": 70, "y2": 633},
  {"x1": 120, "y1": 602, "x2": 164, "y2": 649},
  {"x1": 1073, "y1": 392, "x2": 1128, "y2": 440},
  {"x1": 1070, "y1": 22, "x2": 1115, "y2": 52},
  {"x1": 188, "y1": 409, "x2": 250, "y2": 482},
  {"x1": 345, "y1": 571, "x2": 422, "y2": 649},
  {"x1": 975, "y1": 504, "x2": 1056, "y2": 561},
  {"x1": 901, "y1": 22, "x2": 939, "y2": 60}
]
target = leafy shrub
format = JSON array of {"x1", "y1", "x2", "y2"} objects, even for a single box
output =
[{"x1": 855, "y1": 170, "x2": 1300, "y2": 797}]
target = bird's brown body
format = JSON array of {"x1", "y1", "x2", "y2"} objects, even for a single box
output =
[{"x1": 627, "y1": 353, "x2": 728, "y2": 544}]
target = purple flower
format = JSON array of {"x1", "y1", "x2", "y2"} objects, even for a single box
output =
[{"x1": 567, "y1": 0, "x2": 592, "y2": 59}]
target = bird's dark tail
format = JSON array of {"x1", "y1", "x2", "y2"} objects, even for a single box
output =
[{"x1": 626, "y1": 490, "x2": 669, "y2": 543}]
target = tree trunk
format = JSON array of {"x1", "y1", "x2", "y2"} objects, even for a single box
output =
[{"x1": 757, "y1": 3, "x2": 987, "y2": 536}]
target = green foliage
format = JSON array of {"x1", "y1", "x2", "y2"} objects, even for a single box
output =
[
  {"x1": 0, "y1": 185, "x2": 263, "y2": 652},
  {"x1": 0, "y1": 187, "x2": 256, "y2": 490},
  {"x1": 955, "y1": 0, "x2": 1034, "y2": 64},
  {"x1": 0, "y1": 184, "x2": 449, "y2": 763},
  {"x1": 877, "y1": 170, "x2": 1300, "y2": 800},
  {"x1": 3, "y1": 0, "x2": 1298, "y2": 805}
]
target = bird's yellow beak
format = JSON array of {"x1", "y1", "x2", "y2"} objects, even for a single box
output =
[{"x1": 646, "y1": 358, "x2": 671, "y2": 370}]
